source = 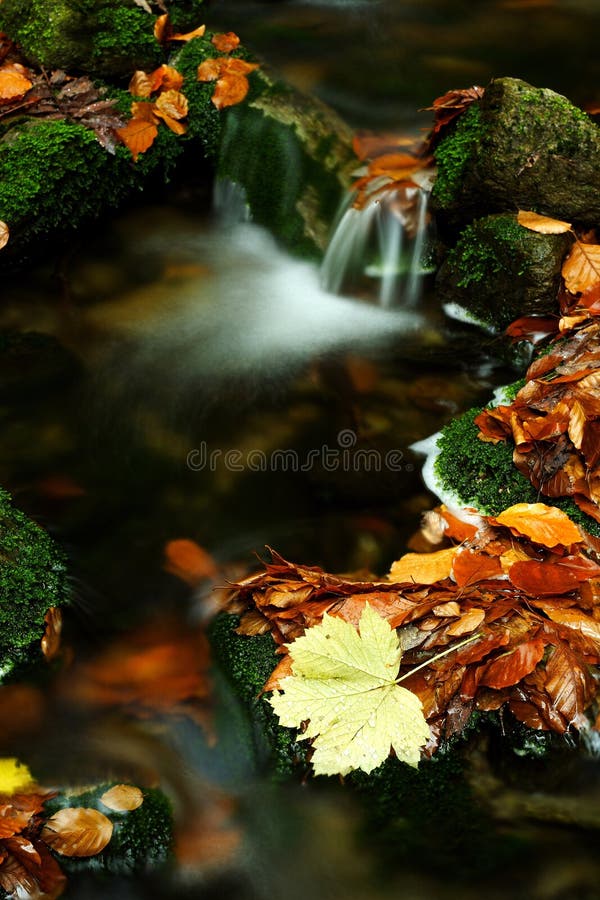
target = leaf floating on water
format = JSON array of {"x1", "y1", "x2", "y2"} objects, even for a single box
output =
[
  {"x1": 562, "y1": 242, "x2": 600, "y2": 294},
  {"x1": 517, "y1": 209, "x2": 572, "y2": 234},
  {"x1": 100, "y1": 785, "x2": 144, "y2": 812},
  {"x1": 269, "y1": 604, "x2": 430, "y2": 775},
  {"x1": 42, "y1": 809, "x2": 113, "y2": 858}
]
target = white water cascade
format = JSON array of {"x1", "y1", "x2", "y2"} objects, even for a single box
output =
[{"x1": 320, "y1": 185, "x2": 433, "y2": 308}]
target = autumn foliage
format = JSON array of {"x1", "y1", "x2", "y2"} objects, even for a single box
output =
[{"x1": 227, "y1": 502, "x2": 600, "y2": 756}]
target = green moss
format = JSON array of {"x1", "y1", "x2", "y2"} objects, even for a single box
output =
[
  {"x1": 209, "y1": 613, "x2": 308, "y2": 777},
  {"x1": 432, "y1": 104, "x2": 484, "y2": 208},
  {"x1": 0, "y1": 0, "x2": 206, "y2": 76},
  {"x1": 434, "y1": 407, "x2": 600, "y2": 535},
  {"x1": 44, "y1": 783, "x2": 173, "y2": 875},
  {"x1": 0, "y1": 486, "x2": 69, "y2": 678},
  {"x1": 170, "y1": 36, "x2": 227, "y2": 158}
]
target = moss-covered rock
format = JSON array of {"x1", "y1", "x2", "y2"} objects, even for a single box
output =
[
  {"x1": 436, "y1": 213, "x2": 570, "y2": 331},
  {"x1": 432, "y1": 77, "x2": 600, "y2": 229},
  {"x1": 0, "y1": 0, "x2": 205, "y2": 77},
  {"x1": 44, "y1": 782, "x2": 173, "y2": 875},
  {"x1": 0, "y1": 486, "x2": 69, "y2": 680},
  {"x1": 432, "y1": 405, "x2": 600, "y2": 536}
]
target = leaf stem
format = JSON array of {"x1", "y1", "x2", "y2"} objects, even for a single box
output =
[{"x1": 396, "y1": 633, "x2": 479, "y2": 683}]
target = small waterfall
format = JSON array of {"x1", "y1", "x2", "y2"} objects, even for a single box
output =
[{"x1": 320, "y1": 184, "x2": 433, "y2": 308}]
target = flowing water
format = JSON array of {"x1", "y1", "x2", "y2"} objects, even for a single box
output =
[{"x1": 3, "y1": 1, "x2": 600, "y2": 898}]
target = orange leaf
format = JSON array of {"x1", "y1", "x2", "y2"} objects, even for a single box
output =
[
  {"x1": 494, "y1": 502, "x2": 582, "y2": 548},
  {"x1": 130, "y1": 101, "x2": 158, "y2": 123},
  {"x1": 0, "y1": 65, "x2": 32, "y2": 102},
  {"x1": 480, "y1": 637, "x2": 546, "y2": 689},
  {"x1": 447, "y1": 608, "x2": 485, "y2": 636},
  {"x1": 116, "y1": 117, "x2": 158, "y2": 161},
  {"x1": 197, "y1": 58, "x2": 226, "y2": 82},
  {"x1": 211, "y1": 32, "x2": 241, "y2": 53},
  {"x1": 388, "y1": 547, "x2": 456, "y2": 585},
  {"x1": 41, "y1": 607, "x2": 62, "y2": 662},
  {"x1": 100, "y1": 785, "x2": 143, "y2": 812},
  {"x1": 149, "y1": 64, "x2": 184, "y2": 92},
  {"x1": 0, "y1": 221, "x2": 9, "y2": 251},
  {"x1": 154, "y1": 89, "x2": 188, "y2": 120},
  {"x1": 42, "y1": 808, "x2": 113, "y2": 857},
  {"x1": 439, "y1": 507, "x2": 478, "y2": 542},
  {"x1": 128, "y1": 70, "x2": 153, "y2": 98},
  {"x1": 153, "y1": 13, "x2": 169, "y2": 43},
  {"x1": 155, "y1": 113, "x2": 187, "y2": 135},
  {"x1": 541, "y1": 606, "x2": 600, "y2": 648},
  {"x1": 163, "y1": 539, "x2": 218, "y2": 585},
  {"x1": 508, "y1": 560, "x2": 579, "y2": 596},
  {"x1": 222, "y1": 58, "x2": 259, "y2": 77},
  {"x1": 562, "y1": 242, "x2": 600, "y2": 294},
  {"x1": 171, "y1": 24, "x2": 206, "y2": 42},
  {"x1": 517, "y1": 209, "x2": 572, "y2": 234},
  {"x1": 452, "y1": 548, "x2": 503, "y2": 587},
  {"x1": 545, "y1": 641, "x2": 595, "y2": 724},
  {"x1": 211, "y1": 74, "x2": 249, "y2": 110}
]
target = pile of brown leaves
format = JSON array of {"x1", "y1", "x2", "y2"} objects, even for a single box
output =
[
  {"x1": 0, "y1": 783, "x2": 144, "y2": 899},
  {"x1": 227, "y1": 503, "x2": 600, "y2": 751}
]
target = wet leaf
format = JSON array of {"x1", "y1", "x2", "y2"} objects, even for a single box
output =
[
  {"x1": 480, "y1": 638, "x2": 547, "y2": 689},
  {"x1": 211, "y1": 74, "x2": 250, "y2": 109},
  {"x1": 269, "y1": 604, "x2": 430, "y2": 775},
  {"x1": 508, "y1": 560, "x2": 579, "y2": 596},
  {"x1": 452, "y1": 548, "x2": 503, "y2": 586},
  {"x1": 100, "y1": 785, "x2": 143, "y2": 812},
  {"x1": 494, "y1": 503, "x2": 582, "y2": 548},
  {"x1": 544, "y1": 641, "x2": 595, "y2": 724},
  {"x1": 211, "y1": 32, "x2": 241, "y2": 53},
  {"x1": 42, "y1": 808, "x2": 113, "y2": 858},
  {"x1": 517, "y1": 209, "x2": 572, "y2": 234},
  {"x1": 0, "y1": 838, "x2": 66, "y2": 900},
  {"x1": 388, "y1": 547, "x2": 456, "y2": 585},
  {"x1": 562, "y1": 242, "x2": 600, "y2": 294}
]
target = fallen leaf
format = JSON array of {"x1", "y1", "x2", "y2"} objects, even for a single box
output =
[
  {"x1": 211, "y1": 32, "x2": 241, "y2": 53},
  {"x1": 164, "y1": 539, "x2": 218, "y2": 585},
  {"x1": 42, "y1": 808, "x2": 113, "y2": 857},
  {"x1": 447, "y1": 608, "x2": 485, "y2": 636},
  {"x1": 388, "y1": 547, "x2": 456, "y2": 585},
  {"x1": 0, "y1": 64, "x2": 32, "y2": 102},
  {"x1": 171, "y1": 24, "x2": 206, "y2": 42},
  {"x1": 133, "y1": 0, "x2": 153, "y2": 11},
  {"x1": 480, "y1": 638, "x2": 546, "y2": 689},
  {"x1": 128, "y1": 70, "x2": 153, "y2": 98},
  {"x1": 452, "y1": 548, "x2": 503, "y2": 586},
  {"x1": 149, "y1": 64, "x2": 184, "y2": 92},
  {"x1": 154, "y1": 89, "x2": 188, "y2": 120},
  {"x1": 0, "y1": 221, "x2": 9, "y2": 250},
  {"x1": 494, "y1": 503, "x2": 582, "y2": 548},
  {"x1": 562, "y1": 242, "x2": 600, "y2": 294},
  {"x1": 41, "y1": 607, "x2": 62, "y2": 662},
  {"x1": 269, "y1": 604, "x2": 430, "y2": 775},
  {"x1": 100, "y1": 785, "x2": 144, "y2": 813},
  {"x1": 517, "y1": 210, "x2": 572, "y2": 234},
  {"x1": 116, "y1": 116, "x2": 158, "y2": 161},
  {"x1": 153, "y1": 13, "x2": 169, "y2": 42},
  {"x1": 508, "y1": 560, "x2": 579, "y2": 596},
  {"x1": 211, "y1": 74, "x2": 249, "y2": 109}
]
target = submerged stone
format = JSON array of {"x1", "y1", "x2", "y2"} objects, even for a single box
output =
[
  {"x1": 433, "y1": 77, "x2": 600, "y2": 229},
  {"x1": 436, "y1": 213, "x2": 570, "y2": 331}
]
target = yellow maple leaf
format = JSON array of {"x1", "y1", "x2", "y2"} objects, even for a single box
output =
[
  {"x1": 268, "y1": 604, "x2": 430, "y2": 776},
  {"x1": 0, "y1": 758, "x2": 34, "y2": 795}
]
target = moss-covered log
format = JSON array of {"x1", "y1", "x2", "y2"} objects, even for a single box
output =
[
  {"x1": 0, "y1": 487, "x2": 69, "y2": 680},
  {"x1": 436, "y1": 213, "x2": 570, "y2": 331},
  {"x1": 0, "y1": 6, "x2": 355, "y2": 261},
  {"x1": 432, "y1": 77, "x2": 600, "y2": 230}
]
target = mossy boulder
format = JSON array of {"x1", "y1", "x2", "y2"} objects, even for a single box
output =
[
  {"x1": 432, "y1": 77, "x2": 600, "y2": 230},
  {"x1": 436, "y1": 213, "x2": 570, "y2": 331},
  {"x1": 0, "y1": 0, "x2": 205, "y2": 77},
  {"x1": 0, "y1": 486, "x2": 70, "y2": 680}
]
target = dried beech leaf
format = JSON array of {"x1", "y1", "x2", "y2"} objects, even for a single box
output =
[
  {"x1": 446, "y1": 607, "x2": 485, "y2": 636},
  {"x1": 0, "y1": 221, "x2": 9, "y2": 250},
  {"x1": 153, "y1": 13, "x2": 169, "y2": 42},
  {"x1": 388, "y1": 547, "x2": 456, "y2": 585},
  {"x1": 41, "y1": 606, "x2": 62, "y2": 661},
  {"x1": 494, "y1": 503, "x2": 582, "y2": 548},
  {"x1": 154, "y1": 89, "x2": 188, "y2": 120},
  {"x1": 480, "y1": 638, "x2": 546, "y2": 689},
  {"x1": 517, "y1": 209, "x2": 572, "y2": 234},
  {"x1": 128, "y1": 70, "x2": 153, "y2": 97},
  {"x1": 508, "y1": 560, "x2": 579, "y2": 596},
  {"x1": 164, "y1": 539, "x2": 217, "y2": 585},
  {"x1": 150, "y1": 64, "x2": 184, "y2": 92},
  {"x1": 116, "y1": 117, "x2": 158, "y2": 161},
  {"x1": 0, "y1": 65, "x2": 32, "y2": 102},
  {"x1": 211, "y1": 32, "x2": 241, "y2": 53},
  {"x1": 197, "y1": 58, "x2": 225, "y2": 82},
  {"x1": 211, "y1": 74, "x2": 249, "y2": 109},
  {"x1": 171, "y1": 24, "x2": 206, "y2": 42},
  {"x1": 562, "y1": 242, "x2": 600, "y2": 294},
  {"x1": 133, "y1": 0, "x2": 153, "y2": 12},
  {"x1": 100, "y1": 784, "x2": 144, "y2": 812},
  {"x1": 42, "y1": 808, "x2": 113, "y2": 858}
]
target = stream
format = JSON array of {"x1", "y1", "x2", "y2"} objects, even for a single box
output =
[{"x1": 2, "y1": 1, "x2": 600, "y2": 898}]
